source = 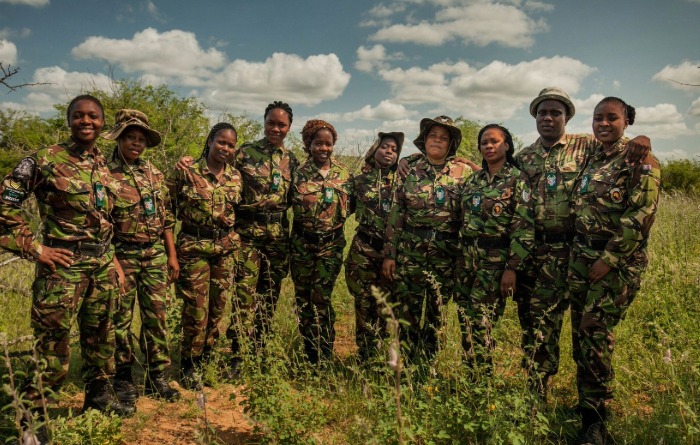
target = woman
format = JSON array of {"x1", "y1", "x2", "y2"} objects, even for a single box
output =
[
  {"x1": 345, "y1": 132, "x2": 403, "y2": 361},
  {"x1": 0, "y1": 95, "x2": 133, "y2": 416},
  {"x1": 382, "y1": 116, "x2": 473, "y2": 362},
  {"x1": 290, "y1": 119, "x2": 354, "y2": 364},
  {"x1": 167, "y1": 123, "x2": 242, "y2": 389},
  {"x1": 104, "y1": 109, "x2": 180, "y2": 404},
  {"x1": 455, "y1": 124, "x2": 533, "y2": 369},
  {"x1": 568, "y1": 97, "x2": 660, "y2": 444}
]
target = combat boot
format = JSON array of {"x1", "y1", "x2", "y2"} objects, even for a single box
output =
[
  {"x1": 145, "y1": 371, "x2": 181, "y2": 402},
  {"x1": 82, "y1": 379, "x2": 136, "y2": 417},
  {"x1": 180, "y1": 356, "x2": 203, "y2": 391},
  {"x1": 113, "y1": 366, "x2": 139, "y2": 406},
  {"x1": 576, "y1": 407, "x2": 613, "y2": 445}
]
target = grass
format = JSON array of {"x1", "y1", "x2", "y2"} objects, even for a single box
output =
[{"x1": 1, "y1": 192, "x2": 699, "y2": 444}]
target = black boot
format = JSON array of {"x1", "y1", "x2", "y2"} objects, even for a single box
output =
[
  {"x1": 180, "y1": 356, "x2": 202, "y2": 391},
  {"x1": 577, "y1": 407, "x2": 612, "y2": 445},
  {"x1": 113, "y1": 366, "x2": 139, "y2": 406},
  {"x1": 528, "y1": 374, "x2": 549, "y2": 403},
  {"x1": 145, "y1": 371, "x2": 181, "y2": 402},
  {"x1": 82, "y1": 379, "x2": 136, "y2": 417}
]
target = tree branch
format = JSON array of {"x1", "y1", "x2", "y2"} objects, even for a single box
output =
[{"x1": 0, "y1": 62, "x2": 50, "y2": 92}]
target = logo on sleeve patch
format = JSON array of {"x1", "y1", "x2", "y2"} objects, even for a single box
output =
[
  {"x1": 12, "y1": 157, "x2": 37, "y2": 181},
  {"x1": 609, "y1": 187, "x2": 623, "y2": 203},
  {"x1": 492, "y1": 202, "x2": 503, "y2": 216}
]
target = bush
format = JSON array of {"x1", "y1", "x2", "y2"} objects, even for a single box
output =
[{"x1": 661, "y1": 159, "x2": 700, "y2": 194}]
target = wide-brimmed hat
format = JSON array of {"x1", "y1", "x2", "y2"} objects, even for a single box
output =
[
  {"x1": 413, "y1": 115, "x2": 462, "y2": 156},
  {"x1": 102, "y1": 109, "x2": 161, "y2": 148},
  {"x1": 529, "y1": 87, "x2": 575, "y2": 118},
  {"x1": 364, "y1": 131, "x2": 404, "y2": 163}
]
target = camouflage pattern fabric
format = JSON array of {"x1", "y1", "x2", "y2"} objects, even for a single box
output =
[
  {"x1": 384, "y1": 155, "x2": 472, "y2": 360},
  {"x1": 0, "y1": 140, "x2": 117, "y2": 396},
  {"x1": 109, "y1": 155, "x2": 174, "y2": 373},
  {"x1": 290, "y1": 156, "x2": 353, "y2": 362},
  {"x1": 513, "y1": 133, "x2": 594, "y2": 378},
  {"x1": 228, "y1": 138, "x2": 297, "y2": 354},
  {"x1": 167, "y1": 158, "x2": 241, "y2": 359},
  {"x1": 455, "y1": 163, "x2": 534, "y2": 364},
  {"x1": 568, "y1": 138, "x2": 660, "y2": 410}
]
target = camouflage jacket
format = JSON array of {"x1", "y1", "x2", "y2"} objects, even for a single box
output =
[
  {"x1": 458, "y1": 163, "x2": 534, "y2": 271},
  {"x1": 108, "y1": 154, "x2": 174, "y2": 245},
  {"x1": 291, "y1": 156, "x2": 354, "y2": 233},
  {"x1": 167, "y1": 157, "x2": 242, "y2": 231},
  {"x1": 573, "y1": 137, "x2": 661, "y2": 268},
  {"x1": 232, "y1": 138, "x2": 298, "y2": 238},
  {"x1": 515, "y1": 133, "x2": 595, "y2": 234},
  {"x1": 0, "y1": 140, "x2": 115, "y2": 260},
  {"x1": 351, "y1": 167, "x2": 397, "y2": 242},
  {"x1": 384, "y1": 155, "x2": 472, "y2": 260}
]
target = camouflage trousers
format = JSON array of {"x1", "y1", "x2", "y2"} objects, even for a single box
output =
[
  {"x1": 114, "y1": 244, "x2": 172, "y2": 374},
  {"x1": 290, "y1": 234, "x2": 345, "y2": 363},
  {"x1": 394, "y1": 237, "x2": 459, "y2": 361},
  {"x1": 227, "y1": 234, "x2": 290, "y2": 356},
  {"x1": 454, "y1": 246, "x2": 508, "y2": 367},
  {"x1": 176, "y1": 234, "x2": 236, "y2": 359},
  {"x1": 344, "y1": 234, "x2": 390, "y2": 360},
  {"x1": 28, "y1": 251, "x2": 117, "y2": 398},
  {"x1": 568, "y1": 243, "x2": 644, "y2": 410},
  {"x1": 515, "y1": 241, "x2": 571, "y2": 378}
]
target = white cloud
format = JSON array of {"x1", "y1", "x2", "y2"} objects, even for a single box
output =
[
  {"x1": 523, "y1": 1, "x2": 555, "y2": 12},
  {"x1": 654, "y1": 148, "x2": 690, "y2": 160},
  {"x1": 71, "y1": 28, "x2": 226, "y2": 86},
  {"x1": 633, "y1": 103, "x2": 694, "y2": 139},
  {"x1": 19, "y1": 66, "x2": 113, "y2": 113},
  {"x1": 370, "y1": 2, "x2": 547, "y2": 48},
  {"x1": 0, "y1": 39, "x2": 18, "y2": 64},
  {"x1": 0, "y1": 0, "x2": 48, "y2": 6},
  {"x1": 323, "y1": 100, "x2": 416, "y2": 123},
  {"x1": 652, "y1": 60, "x2": 700, "y2": 91},
  {"x1": 689, "y1": 97, "x2": 700, "y2": 116},
  {"x1": 355, "y1": 44, "x2": 404, "y2": 73}
]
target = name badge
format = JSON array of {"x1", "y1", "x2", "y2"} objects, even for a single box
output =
[
  {"x1": 435, "y1": 185, "x2": 446, "y2": 206},
  {"x1": 381, "y1": 198, "x2": 391, "y2": 213},
  {"x1": 579, "y1": 175, "x2": 590, "y2": 194},
  {"x1": 94, "y1": 183, "x2": 106, "y2": 210},
  {"x1": 142, "y1": 195, "x2": 156, "y2": 216},
  {"x1": 470, "y1": 193, "x2": 481, "y2": 212},
  {"x1": 545, "y1": 170, "x2": 558, "y2": 193},
  {"x1": 270, "y1": 171, "x2": 281, "y2": 192},
  {"x1": 323, "y1": 187, "x2": 334, "y2": 203}
]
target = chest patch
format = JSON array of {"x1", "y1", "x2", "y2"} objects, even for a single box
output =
[{"x1": 609, "y1": 187, "x2": 623, "y2": 203}]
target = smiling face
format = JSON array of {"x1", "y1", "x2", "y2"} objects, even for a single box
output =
[
  {"x1": 264, "y1": 108, "x2": 291, "y2": 148},
  {"x1": 535, "y1": 99, "x2": 569, "y2": 147},
  {"x1": 117, "y1": 127, "x2": 147, "y2": 164},
  {"x1": 479, "y1": 128, "x2": 509, "y2": 166},
  {"x1": 424, "y1": 124, "x2": 451, "y2": 164},
  {"x1": 309, "y1": 128, "x2": 334, "y2": 168},
  {"x1": 207, "y1": 128, "x2": 237, "y2": 167},
  {"x1": 593, "y1": 101, "x2": 628, "y2": 149},
  {"x1": 68, "y1": 99, "x2": 104, "y2": 148},
  {"x1": 374, "y1": 136, "x2": 399, "y2": 168}
]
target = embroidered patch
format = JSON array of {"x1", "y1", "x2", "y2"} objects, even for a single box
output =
[
  {"x1": 610, "y1": 187, "x2": 623, "y2": 203},
  {"x1": 493, "y1": 202, "x2": 503, "y2": 216},
  {"x1": 271, "y1": 171, "x2": 281, "y2": 191},
  {"x1": 545, "y1": 170, "x2": 557, "y2": 192},
  {"x1": 142, "y1": 195, "x2": 155, "y2": 216},
  {"x1": 381, "y1": 198, "x2": 391, "y2": 213},
  {"x1": 323, "y1": 187, "x2": 334, "y2": 203},
  {"x1": 579, "y1": 175, "x2": 590, "y2": 193},
  {"x1": 12, "y1": 157, "x2": 37, "y2": 181},
  {"x1": 521, "y1": 189, "x2": 530, "y2": 203},
  {"x1": 1, "y1": 188, "x2": 25, "y2": 203},
  {"x1": 471, "y1": 193, "x2": 481, "y2": 211},
  {"x1": 435, "y1": 185, "x2": 446, "y2": 205}
]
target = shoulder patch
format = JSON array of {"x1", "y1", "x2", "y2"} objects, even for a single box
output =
[{"x1": 12, "y1": 157, "x2": 37, "y2": 181}]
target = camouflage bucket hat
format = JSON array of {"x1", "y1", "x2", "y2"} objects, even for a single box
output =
[
  {"x1": 413, "y1": 115, "x2": 462, "y2": 156},
  {"x1": 102, "y1": 109, "x2": 162, "y2": 148},
  {"x1": 364, "y1": 131, "x2": 405, "y2": 164},
  {"x1": 529, "y1": 87, "x2": 576, "y2": 118}
]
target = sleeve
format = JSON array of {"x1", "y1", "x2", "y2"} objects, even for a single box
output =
[
  {"x1": 600, "y1": 154, "x2": 661, "y2": 268},
  {"x1": 0, "y1": 155, "x2": 44, "y2": 260},
  {"x1": 165, "y1": 169, "x2": 184, "y2": 221},
  {"x1": 382, "y1": 176, "x2": 406, "y2": 260},
  {"x1": 506, "y1": 173, "x2": 535, "y2": 271},
  {"x1": 160, "y1": 175, "x2": 176, "y2": 231},
  {"x1": 347, "y1": 174, "x2": 357, "y2": 216}
]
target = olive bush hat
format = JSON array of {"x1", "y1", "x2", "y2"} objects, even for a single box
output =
[
  {"x1": 413, "y1": 115, "x2": 462, "y2": 156},
  {"x1": 364, "y1": 131, "x2": 405, "y2": 166},
  {"x1": 102, "y1": 109, "x2": 162, "y2": 148},
  {"x1": 529, "y1": 87, "x2": 576, "y2": 118}
]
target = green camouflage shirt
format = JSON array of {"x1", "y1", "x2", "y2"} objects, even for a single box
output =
[
  {"x1": 384, "y1": 155, "x2": 472, "y2": 259},
  {"x1": 573, "y1": 137, "x2": 661, "y2": 268},
  {"x1": 458, "y1": 163, "x2": 534, "y2": 271},
  {"x1": 108, "y1": 154, "x2": 174, "y2": 245},
  {"x1": 291, "y1": 156, "x2": 354, "y2": 233},
  {"x1": 167, "y1": 157, "x2": 242, "y2": 231},
  {"x1": 351, "y1": 167, "x2": 396, "y2": 241},
  {"x1": 0, "y1": 140, "x2": 115, "y2": 260},
  {"x1": 515, "y1": 133, "x2": 595, "y2": 234},
  {"x1": 233, "y1": 138, "x2": 298, "y2": 238}
]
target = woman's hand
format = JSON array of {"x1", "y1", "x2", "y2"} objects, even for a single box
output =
[
  {"x1": 500, "y1": 269, "x2": 516, "y2": 298},
  {"x1": 175, "y1": 155, "x2": 194, "y2": 171},
  {"x1": 588, "y1": 259, "x2": 612, "y2": 283},
  {"x1": 167, "y1": 255, "x2": 180, "y2": 283},
  {"x1": 624, "y1": 136, "x2": 651, "y2": 165},
  {"x1": 113, "y1": 257, "x2": 126, "y2": 294},
  {"x1": 382, "y1": 258, "x2": 396, "y2": 282},
  {"x1": 37, "y1": 246, "x2": 74, "y2": 272}
]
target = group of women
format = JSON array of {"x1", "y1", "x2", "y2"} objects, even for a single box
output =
[{"x1": 0, "y1": 91, "x2": 660, "y2": 445}]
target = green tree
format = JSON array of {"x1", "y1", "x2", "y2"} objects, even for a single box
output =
[
  {"x1": 661, "y1": 159, "x2": 700, "y2": 194},
  {"x1": 454, "y1": 117, "x2": 482, "y2": 162},
  {"x1": 219, "y1": 112, "x2": 263, "y2": 148},
  {"x1": 0, "y1": 110, "x2": 56, "y2": 177}
]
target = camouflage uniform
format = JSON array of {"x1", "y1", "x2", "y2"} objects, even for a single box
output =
[
  {"x1": 456, "y1": 163, "x2": 534, "y2": 364},
  {"x1": 0, "y1": 140, "x2": 117, "y2": 396},
  {"x1": 228, "y1": 138, "x2": 297, "y2": 355},
  {"x1": 290, "y1": 156, "x2": 354, "y2": 363},
  {"x1": 384, "y1": 156, "x2": 472, "y2": 360},
  {"x1": 344, "y1": 141, "x2": 401, "y2": 360},
  {"x1": 514, "y1": 133, "x2": 594, "y2": 378},
  {"x1": 109, "y1": 155, "x2": 174, "y2": 375},
  {"x1": 167, "y1": 157, "x2": 241, "y2": 360},
  {"x1": 568, "y1": 138, "x2": 660, "y2": 410}
]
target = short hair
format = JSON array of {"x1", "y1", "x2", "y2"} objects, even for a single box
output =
[{"x1": 66, "y1": 94, "x2": 104, "y2": 123}]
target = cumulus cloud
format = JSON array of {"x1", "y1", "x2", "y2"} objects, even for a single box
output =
[
  {"x1": 369, "y1": 2, "x2": 547, "y2": 48},
  {"x1": 321, "y1": 100, "x2": 416, "y2": 123},
  {"x1": 17, "y1": 66, "x2": 113, "y2": 113},
  {"x1": 71, "y1": 28, "x2": 226, "y2": 86},
  {"x1": 0, "y1": 0, "x2": 48, "y2": 6},
  {"x1": 689, "y1": 97, "x2": 700, "y2": 116},
  {"x1": 652, "y1": 60, "x2": 700, "y2": 91},
  {"x1": 633, "y1": 103, "x2": 694, "y2": 139},
  {"x1": 0, "y1": 39, "x2": 18, "y2": 64},
  {"x1": 355, "y1": 44, "x2": 404, "y2": 73}
]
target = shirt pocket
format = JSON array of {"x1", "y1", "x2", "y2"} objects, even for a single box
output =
[
  {"x1": 112, "y1": 194, "x2": 140, "y2": 236},
  {"x1": 402, "y1": 177, "x2": 429, "y2": 210},
  {"x1": 294, "y1": 181, "x2": 322, "y2": 212},
  {"x1": 50, "y1": 176, "x2": 92, "y2": 224}
]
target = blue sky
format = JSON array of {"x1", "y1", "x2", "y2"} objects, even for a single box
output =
[{"x1": 1, "y1": 0, "x2": 699, "y2": 159}]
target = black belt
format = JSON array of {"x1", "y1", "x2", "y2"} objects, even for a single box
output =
[
  {"x1": 181, "y1": 223, "x2": 233, "y2": 240},
  {"x1": 236, "y1": 209, "x2": 287, "y2": 225},
  {"x1": 462, "y1": 236, "x2": 510, "y2": 249},
  {"x1": 114, "y1": 239, "x2": 159, "y2": 250},
  {"x1": 576, "y1": 235, "x2": 609, "y2": 251},
  {"x1": 535, "y1": 230, "x2": 573, "y2": 244},
  {"x1": 404, "y1": 224, "x2": 459, "y2": 241},
  {"x1": 293, "y1": 223, "x2": 344, "y2": 244},
  {"x1": 356, "y1": 230, "x2": 384, "y2": 252},
  {"x1": 44, "y1": 238, "x2": 111, "y2": 257}
]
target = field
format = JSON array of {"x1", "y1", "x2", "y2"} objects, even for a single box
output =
[{"x1": 1, "y1": 192, "x2": 699, "y2": 444}]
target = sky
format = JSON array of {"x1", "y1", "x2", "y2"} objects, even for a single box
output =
[{"x1": 1, "y1": 0, "x2": 699, "y2": 160}]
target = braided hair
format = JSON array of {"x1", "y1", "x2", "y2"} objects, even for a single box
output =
[
  {"x1": 477, "y1": 124, "x2": 517, "y2": 170},
  {"x1": 201, "y1": 122, "x2": 237, "y2": 159},
  {"x1": 596, "y1": 97, "x2": 636, "y2": 125},
  {"x1": 264, "y1": 100, "x2": 293, "y2": 124},
  {"x1": 66, "y1": 94, "x2": 104, "y2": 123}
]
